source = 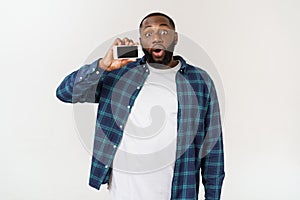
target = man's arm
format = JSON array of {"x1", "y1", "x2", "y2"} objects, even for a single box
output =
[
  {"x1": 56, "y1": 38, "x2": 138, "y2": 104},
  {"x1": 56, "y1": 59, "x2": 104, "y2": 103},
  {"x1": 201, "y1": 77, "x2": 225, "y2": 200}
]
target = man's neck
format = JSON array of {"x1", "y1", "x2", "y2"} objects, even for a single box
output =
[
  {"x1": 168, "y1": 59, "x2": 179, "y2": 68},
  {"x1": 147, "y1": 58, "x2": 179, "y2": 69}
]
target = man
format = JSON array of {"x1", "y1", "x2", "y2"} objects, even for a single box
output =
[{"x1": 56, "y1": 12, "x2": 225, "y2": 200}]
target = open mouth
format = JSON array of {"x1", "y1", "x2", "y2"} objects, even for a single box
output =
[{"x1": 152, "y1": 48, "x2": 164, "y2": 58}]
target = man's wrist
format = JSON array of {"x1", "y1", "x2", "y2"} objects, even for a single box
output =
[
  {"x1": 98, "y1": 59, "x2": 104, "y2": 69},
  {"x1": 98, "y1": 59, "x2": 108, "y2": 70}
]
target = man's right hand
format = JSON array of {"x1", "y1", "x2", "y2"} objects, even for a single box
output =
[{"x1": 98, "y1": 37, "x2": 139, "y2": 71}]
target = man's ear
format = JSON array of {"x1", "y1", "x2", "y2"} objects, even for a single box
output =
[{"x1": 174, "y1": 32, "x2": 178, "y2": 45}]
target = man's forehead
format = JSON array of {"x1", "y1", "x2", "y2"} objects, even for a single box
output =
[{"x1": 141, "y1": 16, "x2": 172, "y2": 29}]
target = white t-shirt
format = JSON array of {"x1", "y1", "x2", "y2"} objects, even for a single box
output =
[{"x1": 109, "y1": 61, "x2": 181, "y2": 200}]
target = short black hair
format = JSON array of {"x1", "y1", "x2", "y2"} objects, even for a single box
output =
[{"x1": 139, "y1": 12, "x2": 176, "y2": 30}]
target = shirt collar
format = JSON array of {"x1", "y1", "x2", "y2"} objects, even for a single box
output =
[{"x1": 138, "y1": 55, "x2": 187, "y2": 73}]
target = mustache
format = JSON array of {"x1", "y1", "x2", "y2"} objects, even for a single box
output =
[
  {"x1": 150, "y1": 44, "x2": 166, "y2": 51},
  {"x1": 143, "y1": 44, "x2": 174, "y2": 53}
]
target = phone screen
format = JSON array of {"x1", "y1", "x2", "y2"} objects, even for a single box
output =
[{"x1": 117, "y1": 46, "x2": 138, "y2": 58}]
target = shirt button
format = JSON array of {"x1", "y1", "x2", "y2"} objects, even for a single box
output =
[
  {"x1": 113, "y1": 145, "x2": 117, "y2": 149},
  {"x1": 92, "y1": 68, "x2": 95, "y2": 71},
  {"x1": 79, "y1": 76, "x2": 82, "y2": 80},
  {"x1": 146, "y1": 69, "x2": 149, "y2": 73},
  {"x1": 120, "y1": 125, "x2": 123, "y2": 129},
  {"x1": 105, "y1": 165, "x2": 108, "y2": 168},
  {"x1": 127, "y1": 105, "x2": 131, "y2": 109},
  {"x1": 137, "y1": 86, "x2": 140, "y2": 90},
  {"x1": 96, "y1": 71, "x2": 100, "y2": 75}
]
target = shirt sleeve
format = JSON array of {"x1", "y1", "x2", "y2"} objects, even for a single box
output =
[
  {"x1": 201, "y1": 76, "x2": 225, "y2": 200},
  {"x1": 56, "y1": 58, "x2": 105, "y2": 103}
]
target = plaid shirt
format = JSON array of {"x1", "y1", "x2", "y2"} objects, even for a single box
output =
[{"x1": 56, "y1": 55, "x2": 225, "y2": 200}]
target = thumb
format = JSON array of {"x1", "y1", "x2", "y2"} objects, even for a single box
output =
[{"x1": 120, "y1": 58, "x2": 137, "y2": 66}]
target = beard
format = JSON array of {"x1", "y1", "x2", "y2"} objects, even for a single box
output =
[{"x1": 142, "y1": 40, "x2": 176, "y2": 69}]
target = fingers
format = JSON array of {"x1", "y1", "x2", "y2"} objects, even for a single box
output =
[
  {"x1": 121, "y1": 58, "x2": 136, "y2": 65},
  {"x1": 112, "y1": 38, "x2": 123, "y2": 47},
  {"x1": 106, "y1": 58, "x2": 136, "y2": 71},
  {"x1": 112, "y1": 37, "x2": 138, "y2": 47},
  {"x1": 123, "y1": 37, "x2": 131, "y2": 45}
]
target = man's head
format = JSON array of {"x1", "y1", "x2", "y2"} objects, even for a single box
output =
[{"x1": 139, "y1": 12, "x2": 178, "y2": 68}]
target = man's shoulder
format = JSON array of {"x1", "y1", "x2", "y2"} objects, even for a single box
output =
[
  {"x1": 185, "y1": 63, "x2": 207, "y2": 74},
  {"x1": 179, "y1": 58, "x2": 213, "y2": 84}
]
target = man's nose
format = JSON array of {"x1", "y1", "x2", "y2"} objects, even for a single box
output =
[{"x1": 152, "y1": 32, "x2": 163, "y2": 43}]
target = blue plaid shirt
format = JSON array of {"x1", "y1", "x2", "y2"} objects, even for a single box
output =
[{"x1": 56, "y1": 55, "x2": 225, "y2": 200}]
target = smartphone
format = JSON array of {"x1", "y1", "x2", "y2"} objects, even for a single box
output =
[{"x1": 113, "y1": 45, "x2": 142, "y2": 59}]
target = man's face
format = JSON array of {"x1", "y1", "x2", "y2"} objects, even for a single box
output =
[{"x1": 139, "y1": 16, "x2": 178, "y2": 67}]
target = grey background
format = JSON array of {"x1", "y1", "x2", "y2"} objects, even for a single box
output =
[{"x1": 0, "y1": 0, "x2": 299, "y2": 199}]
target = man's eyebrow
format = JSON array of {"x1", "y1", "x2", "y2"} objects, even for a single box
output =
[
  {"x1": 143, "y1": 25, "x2": 152, "y2": 29},
  {"x1": 159, "y1": 23, "x2": 171, "y2": 28}
]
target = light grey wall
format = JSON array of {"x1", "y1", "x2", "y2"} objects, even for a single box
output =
[{"x1": 0, "y1": 0, "x2": 299, "y2": 199}]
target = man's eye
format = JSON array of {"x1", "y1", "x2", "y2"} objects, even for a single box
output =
[
  {"x1": 145, "y1": 32, "x2": 152, "y2": 37},
  {"x1": 160, "y1": 30, "x2": 168, "y2": 35}
]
